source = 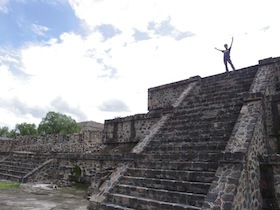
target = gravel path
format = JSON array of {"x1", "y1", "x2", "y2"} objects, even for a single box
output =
[{"x1": 0, "y1": 183, "x2": 89, "y2": 210}]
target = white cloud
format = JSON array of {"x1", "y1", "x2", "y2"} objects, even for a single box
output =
[
  {"x1": 31, "y1": 24, "x2": 49, "y2": 36},
  {"x1": 0, "y1": 0, "x2": 9, "y2": 13},
  {"x1": 1, "y1": 0, "x2": 280, "y2": 129},
  {"x1": 98, "y1": 99, "x2": 130, "y2": 112}
]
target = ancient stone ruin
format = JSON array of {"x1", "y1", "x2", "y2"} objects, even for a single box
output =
[{"x1": 1, "y1": 57, "x2": 280, "y2": 209}]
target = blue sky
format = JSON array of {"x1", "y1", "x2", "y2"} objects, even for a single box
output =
[
  {"x1": 0, "y1": 1, "x2": 81, "y2": 47},
  {"x1": 1, "y1": 0, "x2": 280, "y2": 129}
]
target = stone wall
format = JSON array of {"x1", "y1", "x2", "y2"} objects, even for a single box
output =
[
  {"x1": 203, "y1": 58, "x2": 279, "y2": 210},
  {"x1": 0, "y1": 137, "x2": 14, "y2": 153},
  {"x1": 202, "y1": 98, "x2": 265, "y2": 209},
  {"x1": 147, "y1": 76, "x2": 200, "y2": 111},
  {"x1": 103, "y1": 113, "x2": 161, "y2": 144},
  {"x1": 232, "y1": 101, "x2": 265, "y2": 209},
  {"x1": 0, "y1": 130, "x2": 103, "y2": 153},
  {"x1": 25, "y1": 153, "x2": 135, "y2": 188},
  {"x1": 103, "y1": 76, "x2": 201, "y2": 145}
]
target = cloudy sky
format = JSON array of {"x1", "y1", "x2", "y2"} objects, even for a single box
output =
[{"x1": 0, "y1": 0, "x2": 280, "y2": 129}]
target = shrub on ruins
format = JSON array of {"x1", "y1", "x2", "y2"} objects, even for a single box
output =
[
  {"x1": 38, "y1": 111, "x2": 81, "y2": 135},
  {"x1": 15, "y1": 122, "x2": 38, "y2": 136},
  {"x1": 0, "y1": 126, "x2": 17, "y2": 138},
  {"x1": 6, "y1": 129, "x2": 17, "y2": 138},
  {"x1": 0, "y1": 126, "x2": 10, "y2": 138}
]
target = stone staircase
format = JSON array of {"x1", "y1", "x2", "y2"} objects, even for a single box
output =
[
  {"x1": 0, "y1": 151, "x2": 48, "y2": 182},
  {"x1": 92, "y1": 67, "x2": 258, "y2": 209}
]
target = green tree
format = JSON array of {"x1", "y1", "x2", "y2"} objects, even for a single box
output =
[
  {"x1": 7, "y1": 129, "x2": 17, "y2": 138},
  {"x1": 38, "y1": 111, "x2": 81, "y2": 135},
  {"x1": 0, "y1": 126, "x2": 9, "y2": 137},
  {"x1": 15, "y1": 123, "x2": 38, "y2": 136},
  {"x1": 0, "y1": 127, "x2": 17, "y2": 138}
]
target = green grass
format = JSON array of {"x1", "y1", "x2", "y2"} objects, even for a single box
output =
[
  {"x1": 73, "y1": 182, "x2": 88, "y2": 190},
  {"x1": 0, "y1": 181, "x2": 20, "y2": 189}
]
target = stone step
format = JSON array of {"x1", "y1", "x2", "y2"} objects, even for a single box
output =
[
  {"x1": 112, "y1": 184, "x2": 206, "y2": 207},
  {"x1": 0, "y1": 168, "x2": 28, "y2": 176},
  {"x1": 200, "y1": 69, "x2": 256, "y2": 82},
  {"x1": 8, "y1": 157, "x2": 46, "y2": 163},
  {"x1": 181, "y1": 96, "x2": 243, "y2": 105},
  {"x1": 172, "y1": 115, "x2": 237, "y2": 123},
  {"x1": 171, "y1": 114, "x2": 240, "y2": 124},
  {"x1": 148, "y1": 138, "x2": 226, "y2": 145},
  {"x1": 0, "y1": 172, "x2": 21, "y2": 182},
  {"x1": 173, "y1": 115, "x2": 239, "y2": 123},
  {"x1": 201, "y1": 74, "x2": 255, "y2": 84},
  {"x1": 160, "y1": 126, "x2": 233, "y2": 135},
  {"x1": 126, "y1": 168, "x2": 215, "y2": 183},
  {"x1": 196, "y1": 94, "x2": 245, "y2": 101},
  {"x1": 9, "y1": 155, "x2": 38, "y2": 161},
  {"x1": 106, "y1": 193, "x2": 202, "y2": 210},
  {"x1": 169, "y1": 117, "x2": 237, "y2": 125},
  {"x1": 134, "y1": 160, "x2": 218, "y2": 172},
  {"x1": 0, "y1": 160, "x2": 38, "y2": 168},
  {"x1": 143, "y1": 152, "x2": 221, "y2": 162},
  {"x1": 187, "y1": 88, "x2": 246, "y2": 96},
  {"x1": 174, "y1": 102, "x2": 242, "y2": 113},
  {"x1": 121, "y1": 176, "x2": 211, "y2": 194},
  {"x1": 161, "y1": 117, "x2": 236, "y2": 127},
  {"x1": 147, "y1": 140, "x2": 227, "y2": 148},
  {"x1": 155, "y1": 130, "x2": 232, "y2": 141},
  {"x1": 11, "y1": 151, "x2": 36, "y2": 155},
  {"x1": 99, "y1": 203, "x2": 136, "y2": 210},
  {"x1": 8, "y1": 152, "x2": 47, "y2": 161},
  {"x1": 163, "y1": 122, "x2": 235, "y2": 131},
  {"x1": 146, "y1": 141, "x2": 226, "y2": 153},
  {"x1": 151, "y1": 136, "x2": 227, "y2": 145},
  {"x1": 0, "y1": 163, "x2": 34, "y2": 171},
  {"x1": 180, "y1": 96, "x2": 243, "y2": 105}
]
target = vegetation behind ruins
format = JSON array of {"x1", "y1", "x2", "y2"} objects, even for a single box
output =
[{"x1": 0, "y1": 111, "x2": 81, "y2": 138}]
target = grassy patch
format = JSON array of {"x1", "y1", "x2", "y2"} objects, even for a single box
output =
[
  {"x1": 73, "y1": 182, "x2": 88, "y2": 190},
  {"x1": 0, "y1": 181, "x2": 20, "y2": 189},
  {"x1": 60, "y1": 183, "x2": 88, "y2": 197}
]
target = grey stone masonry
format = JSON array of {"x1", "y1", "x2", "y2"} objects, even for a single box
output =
[
  {"x1": 203, "y1": 57, "x2": 280, "y2": 210},
  {"x1": 89, "y1": 61, "x2": 261, "y2": 209},
  {"x1": 148, "y1": 76, "x2": 201, "y2": 111},
  {"x1": 89, "y1": 77, "x2": 200, "y2": 209}
]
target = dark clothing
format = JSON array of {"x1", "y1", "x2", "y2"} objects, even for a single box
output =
[
  {"x1": 224, "y1": 57, "x2": 235, "y2": 72},
  {"x1": 222, "y1": 47, "x2": 235, "y2": 72},
  {"x1": 223, "y1": 47, "x2": 231, "y2": 61}
]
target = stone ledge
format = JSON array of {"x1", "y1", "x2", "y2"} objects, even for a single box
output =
[
  {"x1": 53, "y1": 152, "x2": 140, "y2": 161},
  {"x1": 260, "y1": 154, "x2": 280, "y2": 165},
  {"x1": 258, "y1": 56, "x2": 280, "y2": 65},
  {"x1": 104, "y1": 113, "x2": 160, "y2": 123},
  {"x1": 259, "y1": 57, "x2": 274, "y2": 65},
  {"x1": 243, "y1": 92, "x2": 264, "y2": 102},
  {"x1": 148, "y1": 75, "x2": 201, "y2": 92},
  {"x1": 219, "y1": 152, "x2": 246, "y2": 163}
]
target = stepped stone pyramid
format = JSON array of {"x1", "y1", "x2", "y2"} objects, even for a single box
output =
[
  {"x1": 89, "y1": 57, "x2": 280, "y2": 210},
  {"x1": 0, "y1": 151, "x2": 51, "y2": 182},
  {"x1": 1, "y1": 57, "x2": 280, "y2": 210}
]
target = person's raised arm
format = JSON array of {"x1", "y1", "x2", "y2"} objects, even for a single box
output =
[
  {"x1": 215, "y1": 47, "x2": 223, "y2": 52},
  {"x1": 230, "y1": 37, "x2": 234, "y2": 48}
]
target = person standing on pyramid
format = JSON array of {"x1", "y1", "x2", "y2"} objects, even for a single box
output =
[{"x1": 215, "y1": 37, "x2": 235, "y2": 72}]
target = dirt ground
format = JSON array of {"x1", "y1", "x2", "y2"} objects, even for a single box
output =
[{"x1": 0, "y1": 183, "x2": 89, "y2": 210}]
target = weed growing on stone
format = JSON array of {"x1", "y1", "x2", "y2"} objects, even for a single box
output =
[{"x1": 0, "y1": 181, "x2": 20, "y2": 189}]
